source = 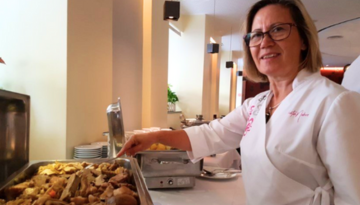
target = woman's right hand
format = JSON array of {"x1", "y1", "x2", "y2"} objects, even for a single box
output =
[
  {"x1": 116, "y1": 133, "x2": 157, "y2": 157},
  {"x1": 117, "y1": 130, "x2": 192, "y2": 157}
]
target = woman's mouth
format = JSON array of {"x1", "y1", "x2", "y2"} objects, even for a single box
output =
[{"x1": 261, "y1": 53, "x2": 280, "y2": 60}]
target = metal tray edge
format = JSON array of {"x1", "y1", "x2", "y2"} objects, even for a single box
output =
[{"x1": 130, "y1": 158, "x2": 154, "y2": 205}]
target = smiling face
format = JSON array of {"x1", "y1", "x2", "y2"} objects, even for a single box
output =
[{"x1": 250, "y1": 4, "x2": 305, "y2": 80}]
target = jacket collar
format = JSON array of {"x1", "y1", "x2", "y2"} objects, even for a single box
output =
[{"x1": 292, "y1": 69, "x2": 320, "y2": 90}]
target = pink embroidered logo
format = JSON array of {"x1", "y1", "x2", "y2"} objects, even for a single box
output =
[
  {"x1": 289, "y1": 110, "x2": 309, "y2": 122},
  {"x1": 243, "y1": 106, "x2": 255, "y2": 137}
]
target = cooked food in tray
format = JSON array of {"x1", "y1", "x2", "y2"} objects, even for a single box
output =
[
  {"x1": 0, "y1": 161, "x2": 139, "y2": 205},
  {"x1": 147, "y1": 143, "x2": 171, "y2": 151}
]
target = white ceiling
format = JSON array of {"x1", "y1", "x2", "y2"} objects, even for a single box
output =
[{"x1": 180, "y1": 0, "x2": 360, "y2": 67}]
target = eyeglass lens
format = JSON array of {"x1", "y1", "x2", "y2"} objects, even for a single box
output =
[{"x1": 248, "y1": 24, "x2": 292, "y2": 47}]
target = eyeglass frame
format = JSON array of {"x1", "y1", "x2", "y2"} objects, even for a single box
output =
[{"x1": 243, "y1": 23, "x2": 297, "y2": 47}]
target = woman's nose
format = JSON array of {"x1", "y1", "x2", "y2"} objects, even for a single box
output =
[{"x1": 260, "y1": 33, "x2": 275, "y2": 48}]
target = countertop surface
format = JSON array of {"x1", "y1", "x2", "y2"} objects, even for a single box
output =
[{"x1": 149, "y1": 173, "x2": 246, "y2": 205}]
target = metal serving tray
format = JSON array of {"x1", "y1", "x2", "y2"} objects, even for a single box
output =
[
  {"x1": 136, "y1": 150, "x2": 203, "y2": 178},
  {"x1": 0, "y1": 158, "x2": 153, "y2": 205}
]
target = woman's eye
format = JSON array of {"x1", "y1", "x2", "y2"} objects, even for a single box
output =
[
  {"x1": 272, "y1": 26, "x2": 285, "y2": 32},
  {"x1": 251, "y1": 33, "x2": 262, "y2": 39}
]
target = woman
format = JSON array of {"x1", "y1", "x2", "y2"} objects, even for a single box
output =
[{"x1": 118, "y1": 0, "x2": 360, "y2": 204}]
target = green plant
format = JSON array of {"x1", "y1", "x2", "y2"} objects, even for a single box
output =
[{"x1": 168, "y1": 85, "x2": 179, "y2": 103}]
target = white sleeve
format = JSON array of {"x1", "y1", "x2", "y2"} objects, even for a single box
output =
[
  {"x1": 185, "y1": 98, "x2": 251, "y2": 162},
  {"x1": 317, "y1": 91, "x2": 360, "y2": 204},
  {"x1": 342, "y1": 55, "x2": 360, "y2": 93}
]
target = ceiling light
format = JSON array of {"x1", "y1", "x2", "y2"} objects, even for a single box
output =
[{"x1": 164, "y1": 1, "x2": 180, "y2": 21}]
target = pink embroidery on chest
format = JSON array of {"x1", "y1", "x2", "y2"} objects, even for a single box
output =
[
  {"x1": 289, "y1": 110, "x2": 310, "y2": 122},
  {"x1": 243, "y1": 95, "x2": 267, "y2": 137},
  {"x1": 243, "y1": 118, "x2": 254, "y2": 137},
  {"x1": 249, "y1": 105, "x2": 255, "y2": 116},
  {"x1": 243, "y1": 106, "x2": 255, "y2": 137}
]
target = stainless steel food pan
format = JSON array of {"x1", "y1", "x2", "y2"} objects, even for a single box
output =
[{"x1": 0, "y1": 158, "x2": 153, "y2": 205}]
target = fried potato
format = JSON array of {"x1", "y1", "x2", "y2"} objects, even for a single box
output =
[
  {"x1": 148, "y1": 143, "x2": 171, "y2": 151},
  {"x1": 156, "y1": 144, "x2": 166, "y2": 151},
  {"x1": 38, "y1": 161, "x2": 84, "y2": 175}
]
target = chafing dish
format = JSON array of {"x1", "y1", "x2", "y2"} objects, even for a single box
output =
[
  {"x1": 0, "y1": 93, "x2": 154, "y2": 204},
  {"x1": 0, "y1": 90, "x2": 30, "y2": 187},
  {"x1": 107, "y1": 98, "x2": 203, "y2": 189},
  {"x1": 136, "y1": 150, "x2": 203, "y2": 189},
  {"x1": 180, "y1": 114, "x2": 210, "y2": 129},
  {"x1": 0, "y1": 158, "x2": 154, "y2": 205}
]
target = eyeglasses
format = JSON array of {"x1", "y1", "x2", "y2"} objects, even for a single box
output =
[{"x1": 243, "y1": 23, "x2": 297, "y2": 47}]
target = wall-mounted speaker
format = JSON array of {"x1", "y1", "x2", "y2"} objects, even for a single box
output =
[
  {"x1": 207, "y1": 43, "x2": 219, "y2": 54},
  {"x1": 164, "y1": 1, "x2": 180, "y2": 21},
  {"x1": 226, "y1": 61, "x2": 234, "y2": 68}
]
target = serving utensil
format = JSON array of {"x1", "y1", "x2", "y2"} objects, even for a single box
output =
[
  {"x1": 85, "y1": 158, "x2": 117, "y2": 169},
  {"x1": 202, "y1": 168, "x2": 241, "y2": 176}
]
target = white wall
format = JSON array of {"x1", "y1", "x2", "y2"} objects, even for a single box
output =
[
  {"x1": 168, "y1": 15, "x2": 206, "y2": 119},
  {"x1": 168, "y1": 29, "x2": 182, "y2": 112},
  {"x1": 202, "y1": 15, "x2": 221, "y2": 120},
  {"x1": 142, "y1": 0, "x2": 169, "y2": 128},
  {"x1": 229, "y1": 62, "x2": 238, "y2": 111},
  {"x1": 169, "y1": 14, "x2": 221, "y2": 121},
  {"x1": 113, "y1": 0, "x2": 143, "y2": 131},
  {"x1": 219, "y1": 50, "x2": 232, "y2": 115},
  {"x1": 0, "y1": 0, "x2": 68, "y2": 160},
  {"x1": 236, "y1": 58, "x2": 244, "y2": 107},
  {"x1": 0, "y1": 0, "x2": 113, "y2": 160},
  {"x1": 66, "y1": 0, "x2": 113, "y2": 159}
]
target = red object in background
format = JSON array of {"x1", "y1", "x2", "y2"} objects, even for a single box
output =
[
  {"x1": 0, "y1": 57, "x2": 5, "y2": 64},
  {"x1": 242, "y1": 68, "x2": 345, "y2": 103},
  {"x1": 320, "y1": 69, "x2": 344, "y2": 84},
  {"x1": 242, "y1": 78, "x2": 270, "y2": 103}
]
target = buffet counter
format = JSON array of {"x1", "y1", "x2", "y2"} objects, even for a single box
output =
[{"x1": 149, "y1": 173, "x2": 246, "y2": 205}]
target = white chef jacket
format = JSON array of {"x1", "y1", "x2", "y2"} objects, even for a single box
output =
[
  {"x1": 342, "y1": 55, "x2": 360, "y2": 93},
  {"x1": 186, "y1": 69, "x2": 360, "y2": 205}
]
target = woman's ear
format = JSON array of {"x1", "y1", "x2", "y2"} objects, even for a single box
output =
[
  {"x1": 301, "y1": 40, "x2": 307, "y2": 50},
  {"x1": 301, "y1": 43, "x2": 307, "y2": 50}
]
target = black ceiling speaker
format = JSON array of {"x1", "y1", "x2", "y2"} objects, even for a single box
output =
[
  {"x1": 207, "y1": 43, "x2": 219, "y2": 54},
  {"x1": 164, "y1": 1, "x2": 180, "y2": 21},
  {"x1": 226, "y1": 61, "x2": 234, "y2": 68}
]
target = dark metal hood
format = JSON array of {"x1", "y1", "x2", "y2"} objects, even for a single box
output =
[{"x1": 0, "y1": 90, "x2": 30, "y2": 187}]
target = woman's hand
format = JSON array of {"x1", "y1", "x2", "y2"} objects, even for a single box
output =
[
  {"x1": 116, "y1": 130, "x2": 192, "y2": 157},
  {"x1": 117, "y1": 133, "x2": 157, "y2": 157}
]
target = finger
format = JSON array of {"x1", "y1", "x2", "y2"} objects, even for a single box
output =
[
  {"x1": 117, "y1": 148, "x2": 126, "y2": 157},
  {"x1": 117, "y1": 137, "x2": 136, "y2": 157},
  {"x1": 125, "y1": 144, "x2": 146, "y2": 156}
]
